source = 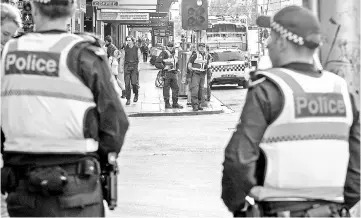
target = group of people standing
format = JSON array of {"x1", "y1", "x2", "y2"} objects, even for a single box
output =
[{"x1": 155, "y1": 42, "x2": 213, "y2": 111}]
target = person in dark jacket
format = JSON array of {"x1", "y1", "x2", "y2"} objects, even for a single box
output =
[
  {"x1": 1, "y1": 0, "x2": 129, "y2": 216},
  {"x1": 120, "y1": 36, "x2": 142, "y2": 105},
  {"x1": 222, "y1": 5, "x2": 360, "y2": 217}
]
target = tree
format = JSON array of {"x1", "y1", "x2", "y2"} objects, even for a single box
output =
[{"x1": 209, "y1": 0, "x2": 258, "y2": 25}]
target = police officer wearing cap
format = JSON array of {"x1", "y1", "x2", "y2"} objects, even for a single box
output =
[
  {"x1": 187, "y1": 42, "x2": 209, "y2": 111},
  {"x1": 1, "y1": 0, "x2": 129, "y2": 216},
  {"x1": 221, "y1": 5, "x2": 360, "y2": 217},
  {"x1": 157, "y1": 42, "x2": 183, "y2": 109}
]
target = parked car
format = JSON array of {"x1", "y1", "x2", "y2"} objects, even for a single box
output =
[{"x1": 209, "y1": 49, "x2": 251, "y2": 89}]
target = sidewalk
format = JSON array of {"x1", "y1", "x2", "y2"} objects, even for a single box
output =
[{"x1": 120, "y1": 62, "x2": 227, "y2": 117}]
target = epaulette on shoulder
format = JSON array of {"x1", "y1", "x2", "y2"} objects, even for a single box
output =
[
  {"x1": 86, "y1": 45, "x2": 107, "y2": 57},
  {"x1": 248, "y1": 77, "x2": 266, "y2": 88},
  {"x1": 248, "y1": 70, "x2": 267, "y2": 88},
  {"x1": 74, "y1": 32, "x2": 101, "y2": 47}
]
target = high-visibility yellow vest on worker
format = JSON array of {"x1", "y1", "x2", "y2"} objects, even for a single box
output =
[
  {"x1": 1, "y1": 33, "x2": 98, "y2": 154},
  {"x1": 192, "y1": 51, "x2": 207, "y2": 71},
  {"x1": 250, "y1": 68, "x2": 353, "y2": 202}
]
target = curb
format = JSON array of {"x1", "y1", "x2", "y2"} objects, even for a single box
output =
[
  {"x1": 209, "y1": 94, "x2": 235, "y2": 113},
  {"x1": 127, "y1": 108, "x2": 224, "y2": 117}
]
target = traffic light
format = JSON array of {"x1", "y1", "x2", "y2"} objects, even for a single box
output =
[
  {"x1": 181, "y1": 0, "x2": 208, "y2": 31},
  {"x1": 22, "y1": 1, "x2": 32, "y2": 24}
]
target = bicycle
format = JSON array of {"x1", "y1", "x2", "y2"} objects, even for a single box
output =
[{"x1": 155, "y1": 70, "x2": 165, "y2": 88}]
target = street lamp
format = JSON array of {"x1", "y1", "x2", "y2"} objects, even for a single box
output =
[{"x1": 197, "y1": 0, "x2": 203, "y2": 6}]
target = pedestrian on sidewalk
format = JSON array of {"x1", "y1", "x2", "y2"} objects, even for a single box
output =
[
  {"x1": 141, "y1": 42, "x2": 149, "y2": 62},
  {"x1": 0, "y1": 3, "x2": 22, "y2": 217},
  {"x1": 118, "y1": 45, "x2": 126, "y2": 98},
  {"x1": 110, "y1": 49, "x2": 126, "y2": 98},
  {"x1": 120, "y1": 36, "x2": 142, "y2": 105},
  {"x1": 157, "y1": 42, "x2": 184, "y2": 109},
  {"x1": 1, "y1": 0, "x2": 129, "y2": 217},
  {"x1": 104, "y1": 35, "x2": 117, "y2": 59},
  {"x1": 187, "y1": 43, "x2": 210, "y2": 111},
  {"x1": 221, "y1": 5, "x2": 359, "y2": 217},
  {"x1": 206, "y1": 45, "x2": 213, "y2": 101}
]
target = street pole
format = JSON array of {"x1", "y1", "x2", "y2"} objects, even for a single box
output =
[{"x1": 318, "y1": 0, "x2": 360, "y2": 109}]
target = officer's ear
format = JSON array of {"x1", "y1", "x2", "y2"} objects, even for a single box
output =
[{"x1": 277, "y1": 35, "x2": 288, "y2": 53}]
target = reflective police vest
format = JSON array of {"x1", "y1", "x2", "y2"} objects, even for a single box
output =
[
  {"x1": 1, "y1": 33, "x2": 98, "y2": 154},
  {"x1": 163, "y1": 49, "x2": 175, "y2": 70},
  {"x1": 252, "y1": 68, "x2": 353, "y2": 201},
  {"x1": 192, "y1": 51, "x2": 207, "y2": 71}
]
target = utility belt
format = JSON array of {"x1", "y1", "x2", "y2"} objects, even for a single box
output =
[
  {"x1": 240, "y1": 200, "x2": 350, "y2": 217},
  {"x1": 1, "y1": 158, "x2": 100, "y2": 197}
]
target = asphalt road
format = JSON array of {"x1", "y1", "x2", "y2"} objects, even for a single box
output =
[
  {"x1": 108, "y1": 85, "x2": 248, "y2": 218},
  {"x1": 211, "y1": 84, "x2": 248, "y2": 113}
]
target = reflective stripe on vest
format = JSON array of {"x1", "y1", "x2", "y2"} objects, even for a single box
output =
[
  {"x1": 192, "y1": 51, "x2": 206, "y2": 71},
  {"x1": 1, "y1": 33, "x2": 98, "y2": 154},
  {"x1": 255, "y1": 68, "x2": 353, "y2": 200}
]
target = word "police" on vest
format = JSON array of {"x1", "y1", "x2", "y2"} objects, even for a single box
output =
[
  {"x1": 5, "y1": 51, "x2": 60, "y2": 77},
  {"x1": 294, "y1": 93, "x2": 346, "y2": 118}
]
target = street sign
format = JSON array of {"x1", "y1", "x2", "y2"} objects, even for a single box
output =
[
  {"x1": 79, "y1": 0, "x2": 86, "y2": 12},
  {"x1": 97, "y1": 11, "x2": 149, "y2": 21},
  {"x1": 130, "y1": 27, "x2": 152, "y2": 32},
  {"x1": 128, "y1": 21, "x2": 170, "y2": 28},
  {"x1": 92, "y1": 1, "x2": 119, "y2": 7}
]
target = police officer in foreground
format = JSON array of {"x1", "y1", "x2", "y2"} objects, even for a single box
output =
[
  {"x1": 221, "y1": 5, "x2": 360, "y2": 217},
  {"x1": 120, "y1": 36, "x2": 142, "y2": 105},
  {"x1": 1, "y1": 0, "x2": 129, "y2": 216},
  {"x1": 187, "y1": 42, "x2": 209, "y2": 111},
  {"x1": 157, "y1": 42, "x2": 184, "y2": 109}
]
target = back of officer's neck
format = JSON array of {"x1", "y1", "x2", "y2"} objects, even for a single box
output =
[
  {"x1": 278, "y1": 55, "x2": 313, "y2": 67},
  {"x1": 35, "y1": 19, "x2": 68, "y2": 32}
]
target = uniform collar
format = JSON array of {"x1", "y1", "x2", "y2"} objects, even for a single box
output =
[{"x1": 281, "y1": 62, "x2": 322, "y2": 78}]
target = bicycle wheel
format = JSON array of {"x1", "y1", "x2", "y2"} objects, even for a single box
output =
[{"x1": 155, "y1": 70, "x2": 164, "y2": 88}]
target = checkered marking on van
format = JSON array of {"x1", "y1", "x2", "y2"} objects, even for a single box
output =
[{"x1": 210, "y1": 64, "x2": 246, "y2": 72}]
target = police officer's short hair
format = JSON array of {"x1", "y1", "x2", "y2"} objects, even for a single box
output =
[
  {"x1": 1, "y1": 3, "x2": 22, "y2": 28},
  {"x1": 32, "y1": 0, "x2": 76, "y2": 20},
  {"x1": 105, "y1": 35, "x2": 112, "y2": 43}
]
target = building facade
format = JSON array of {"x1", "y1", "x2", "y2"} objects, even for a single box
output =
[{"x1": 257, "y1": 0, "x2": 303, "y2": 15}]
